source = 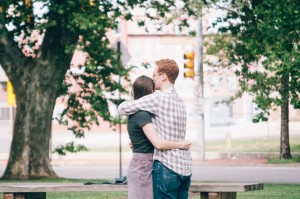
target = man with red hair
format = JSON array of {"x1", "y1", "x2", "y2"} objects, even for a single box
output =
[{"x1": 118, "y1": 59, "x2": 192, "y2": 199}]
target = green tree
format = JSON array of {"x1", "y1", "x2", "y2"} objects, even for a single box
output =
[
  {"x1": 0, "y1": 0, "x2": 197, "y2": 179},
  {"x1": 205, "y1": 0, "x2": 300, "y2": 159}
]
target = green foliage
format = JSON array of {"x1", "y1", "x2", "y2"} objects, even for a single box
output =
[
  {"x1": 238, "y1": 184, "x2": 300, "y2": 199},
  {"x1": 206, "y1": 0, "x2": 300, "y2": 122},
  {"x1": 0, "y1": 0, "x2": 198, "y2": 156},
  {"x1": 54, "y1": 142, "x2": 88, "y2": 156}
]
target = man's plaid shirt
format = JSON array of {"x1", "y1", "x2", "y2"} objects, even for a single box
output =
[{"x1": 118, "y1": 87, "x2": 192, "y2": 176}]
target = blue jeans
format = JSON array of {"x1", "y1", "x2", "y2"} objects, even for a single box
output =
[{"x1": 152, "y1": 160, "x2": 191, "y2": 199}]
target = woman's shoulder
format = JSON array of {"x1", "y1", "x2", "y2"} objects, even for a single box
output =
[{"x1": 132, "y1": 110, "x2": 153, "y2": 118}]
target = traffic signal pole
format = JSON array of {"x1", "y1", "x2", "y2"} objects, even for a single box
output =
[
  {"x1": 117, "y1": 41, "x2": 122, "y2": 177},
  {"x1": 194, "y1": 15, "x2": 205, "y2": 160}
]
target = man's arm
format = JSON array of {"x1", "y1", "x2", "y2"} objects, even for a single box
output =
[
  {"x1": 142, "y1": 123, "x2": 191, "y2": 150},
  {"x1": 117, "y1": 92, "x2": 159, "y2": 116}
]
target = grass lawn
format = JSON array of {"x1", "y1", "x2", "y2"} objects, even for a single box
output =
[
  {"x1": 237, "y1": 184, "x2": 300, "y2": 199},
  {"x1": 188, "y1": 184, "x2": 300, "y2": 199},
  {"x1": 202, "y1": 136, "x2": 300, "y2": 153},
  {"x1": 89, "y1": 135, "x2": 300, "y2": 154}
]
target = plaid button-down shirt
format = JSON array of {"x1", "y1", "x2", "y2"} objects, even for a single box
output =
[{"x1": 118, "y1": 87, "x2": 192, "y2": 176}]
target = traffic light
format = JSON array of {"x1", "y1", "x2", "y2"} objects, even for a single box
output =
[
  {"x1": 25, "y1": 0, "x2": 31, "y2": 7},
  {"x1": 89, "y1": 0, "x2": 96, "y2": 6},
  {"x1": 7, "y1": 81, "x2": 16, "y2": 106},
  {"x1": 183, "y1": 51, "x2": 195, "y2": 79},
  {"x1": 25, "y1": 0, "x2": 31, "y2": 23}
]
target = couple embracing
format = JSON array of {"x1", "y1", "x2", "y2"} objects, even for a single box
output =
[{"x1": 118, "y1": 59, "x2": 192, "y2": 199}]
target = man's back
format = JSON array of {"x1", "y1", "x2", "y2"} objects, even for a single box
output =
[{"x1": 152, "y1": 88, "x2": 192, "y2": 176}]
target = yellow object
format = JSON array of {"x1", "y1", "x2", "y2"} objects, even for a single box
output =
[
  {"x1": 184, "y1": 70, "x2": 195, "y2": 78},
  {"x1": 7, "y1": 81, "x2": 16, "y2": 106},
  {"x1": 89, "y1": 0, "x2": 96, "y2": 6},
  {"x1": 183, "y1": 51, "x2": 195, "y2": 79},
  {"x1": 25, "y1": 0, "x2": 31, "y2": 6},
  {"x1": 25, "y1": 0, "x2": 31, "y2": 23}
]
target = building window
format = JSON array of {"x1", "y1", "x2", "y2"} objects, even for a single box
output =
[
  {"x1": 0, "y1": 107, "x2": 9, "y2": 120},
  {"x1": 0, "y1": 81, "x2": 7, "y2": 91}
]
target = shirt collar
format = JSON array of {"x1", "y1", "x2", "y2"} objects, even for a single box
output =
[{"x1": 161, "y1": 86, "x2": 175, "y2": 92}]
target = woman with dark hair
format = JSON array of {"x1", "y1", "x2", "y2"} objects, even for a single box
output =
[{"x1": 127, "y1": 75, "x2": 191, "y2": 199}]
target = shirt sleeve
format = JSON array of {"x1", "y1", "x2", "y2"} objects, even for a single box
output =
[
  {"x1": 117, "y1": 92, "x2": 159, "y2": 116},
  {"x1": 135, "y1": 111, "x2": 153, "y2": 127}
]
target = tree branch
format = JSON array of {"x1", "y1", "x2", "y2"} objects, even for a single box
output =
[{"x1": 0, "y1": 23, "x2": 25, "y2": 80}]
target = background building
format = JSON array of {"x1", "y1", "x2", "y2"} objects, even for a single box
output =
[{"x1": 1, "y1": 8, "x2": 299, "y2": 148}]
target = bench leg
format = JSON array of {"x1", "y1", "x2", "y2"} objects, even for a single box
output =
[
  {"x1": 3, "y1": 192, "x2": 46, "y2": 199},
  {"x1": 200, "y1": 192, "x2": 209, "y2": 199},
  {"x1": 4, "y1": 193, "x2": 26, "y2": 199},
  {"x1": 219, "y1": 192, "x2": 236, "y2": 199},
  {"x1": 200, "y1": 192, "x2": 237, "y2": 199}
]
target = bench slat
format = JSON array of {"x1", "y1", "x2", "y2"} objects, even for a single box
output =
[
  {"x1": 189, "y1": 182, "x2": 263, "y2": 193},
  {"x1": 0, "y1": 183, "x2": 128, "y2": 192},
  {"x1": 0, "y1": 182, "x2": 263, "y2": 193}
]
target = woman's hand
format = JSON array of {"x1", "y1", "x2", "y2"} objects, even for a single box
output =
[{"x1": 128, "y1": 140, "x2": 133, "y2": 150}]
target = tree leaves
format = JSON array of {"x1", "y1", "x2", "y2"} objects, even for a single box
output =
[
  {"x1": 206, "y1": 0, "x2": 300, "y2": 122},
  {"x1": 54, "y1": 142, "x2": 88, "y2": 156},
  {"x1": 0, "y1": 0, "x2": 197, "y2": 155}
]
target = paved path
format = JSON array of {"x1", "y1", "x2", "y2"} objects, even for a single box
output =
[
  {"x1": 50, "y1": 158, "x2": 300, "y2": 184},
  {"x1": 1, "y1": 152, "x2": 300, "y2": 184}
]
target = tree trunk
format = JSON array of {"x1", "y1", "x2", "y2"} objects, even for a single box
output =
[
  {"x1": 1, "y1": 21, "x2": 74, "y2": 179},
  {"x1": 2, "y1": 62, "x2": 63, "y2": 179},
  {"x1": 280, "y1": 74, "x2": 292, "y2": 159},
  {"x1": 0, "y1": 5, "x2": 82, "y2": 179}
]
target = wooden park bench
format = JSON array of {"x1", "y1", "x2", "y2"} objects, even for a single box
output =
[{"x1": 0, "y1": 182, "x2": 263, "y2": 199}]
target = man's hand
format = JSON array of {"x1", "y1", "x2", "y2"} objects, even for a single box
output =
[{"x1": 181, "y1": 140, "x2": 191, "y2": 150}]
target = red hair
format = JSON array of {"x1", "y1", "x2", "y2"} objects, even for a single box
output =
[{"x1": 155, "y1": 59, "x2": 179, "y2": 84}]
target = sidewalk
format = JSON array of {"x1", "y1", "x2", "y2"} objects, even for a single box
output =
[
  {"x1": 0, "y1": 151, "x2": 266, "y2": 165},
  {"x1": 1, "y1": 121, "x2": 300, "y2": 167},
  {"x1": 49, "y1": 152, "x2": 273, "y2": 167},
  {"x1": 0, "y1": 151, "x2": 288, "y2": 167},
  {"x1": 1, "y1": 151, "x2": 300, "y2": 183}
]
